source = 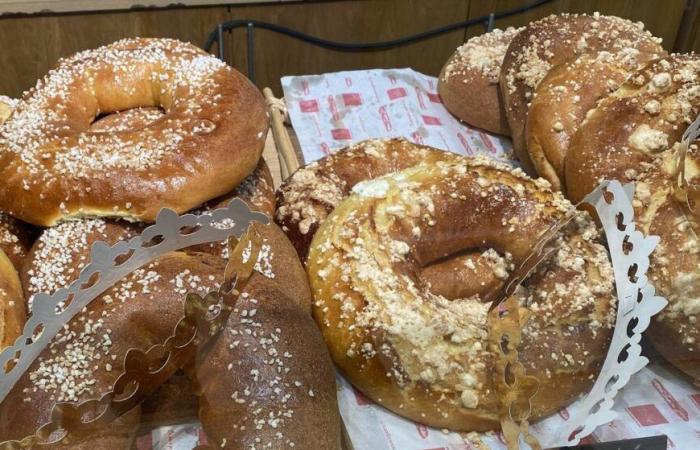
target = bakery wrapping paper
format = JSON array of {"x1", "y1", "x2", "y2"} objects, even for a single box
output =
[
  {"x1": 280, "y1": 68, "x2": 513, "y2": 163},
  {"x1": 135, "y1": 68, "x2": 699, "y2": 448}
]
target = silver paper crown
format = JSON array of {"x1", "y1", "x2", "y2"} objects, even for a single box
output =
[
  {"x1": 544, "y1": 180, "x2": 667, "y2": 447},
  {"x1": 0, "y1": 198, "x2": 269, "y2": 403}
]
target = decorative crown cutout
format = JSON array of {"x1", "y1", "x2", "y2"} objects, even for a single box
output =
[{"x1": 0, "y1": 199, "x2": 269, "y2": 406}]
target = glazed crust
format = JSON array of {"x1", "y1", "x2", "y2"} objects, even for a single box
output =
[
  {"x1": 306, "y1": 157, "x2": 616, "y2": 431},
  {"x1": 500, "y1": 13, "x2": 663, "y2": 174},
  {"x1": 526, "y1": 49, "x2": 664, "y2": 192},
  {"x1": 196, "y1": 222, "x2": 341, "y2": 449},
  {"x1": 275, "y1": 138, "x2": 462, "y2": 262},
  {"x1": 438, "y1": 28, "x2": 522, "y2": 135},
  {"x1": 566, "y1": 54, "x2": 700, "y2": 204},
  {"x1": 0, "y1": 38, "x2": 269, "y2": 226}
]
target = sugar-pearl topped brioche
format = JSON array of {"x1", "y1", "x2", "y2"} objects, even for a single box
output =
[
  {"x1": 0, "y1": 38, "x2": 269, "y2": 226},
  {"x1": 500, "y1": 12, "x2": 663, "y2": 174},
  {"x1": 307, "y1": 157, "x2": 615, "y2": 431},
  {"x1": 438, "y1": 27, "x2": 522, "y2": 135},
  {"x1": 566, "y1": 54, "x2": 700, "y2": 203},
  {"x1": 526, "y1": 47, "x2": 665, "y2": 191}
]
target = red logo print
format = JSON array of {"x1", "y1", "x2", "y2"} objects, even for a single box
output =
[
  {"x1": 414, "y1": 87, "x2": 426, "y2": 109},
  {"x1": 415, "y1": 423, "x2": 429, "y2": 438},
  {"x1": 302, "y1": 80, "x2": 310, "y2": 95},
  {"x1": 353, "y1": 387, "x2": 371, "y2": 405},
  {"x1": 690, "y1": 393, "x2": 700, "y2": 409},
  {"x1": 478, "y1": 131, "x2": 497, "y2": 154},
  {"x1": 342, "y1": 93, "x2": 362, "y2": 107},
  {"x1": 387, "y1": 87, "x2": 407, "y2": 100},
  {"x1": 299, "y1": 99, "x2": 319, "y2": 113},
  {"x1": 422, "y1": 115, "x2": 441, "y2": 126},
  {"x1": 653, "y1": 378, "x2": 689, "y2": 421},
  {"x1": 457, "y1": 133, "x2": 474, "y2": 155},
  {"x1": 427, "y1": 92, "x2": 442, "y2": 103},
  {"x1": 411, "y1": 131, "x2": 424, "y2": 144},
  {"x1": 328, "y1": 95, "x2": 340, "y2": 121},
  {"x1": 558, "y1": 407, "x2": 570, "y2": 421},
  {"x1": 379, "y1": 106, "x2": 392, "y2": 131},
  {"x1": 627, "y1": 404, "x2": 668, "y2": 426},
  {"x1": 331, "y1": 128, "x2": 351, "y2": 140}
]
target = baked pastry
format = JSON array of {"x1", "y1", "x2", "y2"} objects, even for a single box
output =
[
  {"x1": 0, "y1": 38, "x2": 269, "y2": 226},
  {"x1": 566, "y1": 54, "x2": 700, "y2": 203},
  {"x1": 0, "y1": 247, "x2": 25, "y2": 350},
  {"x1": 632, "y1": 146, "x2": 700, "y2": 383},
  {"x1": 196, "y1": 222, "x2": 341, "y2": 449},
  {"x1": 2, "y1": 216, "x2": 225, "y2": 448},
  {"x1": 306, "y1": 157, "x2": 615, "y2": 431},
  {"x1": 526, "y1": 47, "x2": 664, "y2": 191},
  {"x1": 438, "y1": 27, "x2": 522, "y2": 135},
  {"x1": 276, "y1": 138, "x2": 461, "y2": 261},
  {"x1": 500, "y1": 12, "x2": 663, "y2": 174}
]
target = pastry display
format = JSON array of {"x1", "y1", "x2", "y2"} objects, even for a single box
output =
[
  {"x1": 0, "y1": 38, "x2": 269, "y2": 226},
  {"x1": 0, "y1": 37, "x2": 341, "y2": 449},
  {"x1": 438, "y1": 27, "x2": 522, "y2": 135},
  {"x1": 305, "y1": 156, "x2": 615, "y2": 430},
  {"x1": 500, "y1": 13, "x2": 662, "y2": 174},
  {"x1": 0, "y1": 8, "x2": 699, "y2": 448}
]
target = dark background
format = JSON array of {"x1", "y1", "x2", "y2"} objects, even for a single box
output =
[{"x1": 0, "y1": 0, "x2": 698, "y2": 97}]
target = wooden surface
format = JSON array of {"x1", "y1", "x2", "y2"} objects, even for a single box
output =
[
  {"x1": 0, "y1": 0, "x2": 293, "y2": 15},
  {"x1": 0, "y1": 0, "x2": 698, "y2": 98}
]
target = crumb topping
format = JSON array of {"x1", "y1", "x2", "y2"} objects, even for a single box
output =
[{"x1": 442, "y1": 27, "x2": 523, "y2": 84}]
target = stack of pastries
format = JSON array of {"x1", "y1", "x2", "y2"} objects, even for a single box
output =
[
  {"x1": 0, "y1": 38, "x2": 341, "y2": 448},
  {"x1": 439, "y1": 14, "x2": 700, "y2": 387}
]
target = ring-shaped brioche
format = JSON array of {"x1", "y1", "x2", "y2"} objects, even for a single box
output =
[
  {"x1": 632, "y1": 146, "x2": 700, "y2": 382},
  {"x1": 0, "y1": 38, "x2": 269, "y2": 226},
  {"x1": 306, "y1": 157, "x2": 616, "y2": 431},
  {"x1": 0, "y1": 248, "x2": 25, "y2": 350},
  {"x1": 566, "y1": 54, "x2": 700, "y2": 204},
  {"x1": 526, "y1": 48, "x2": 665, "y2": 192},
  {"x1": 438, "y1": 27, "x2": 522, "y2": 135},
  {"x1": 4, "y1": 217, "x2": 226, "y2": 449},
  {"x1": 500, "y1": 13, "x2": 663, "y2": 174}
]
